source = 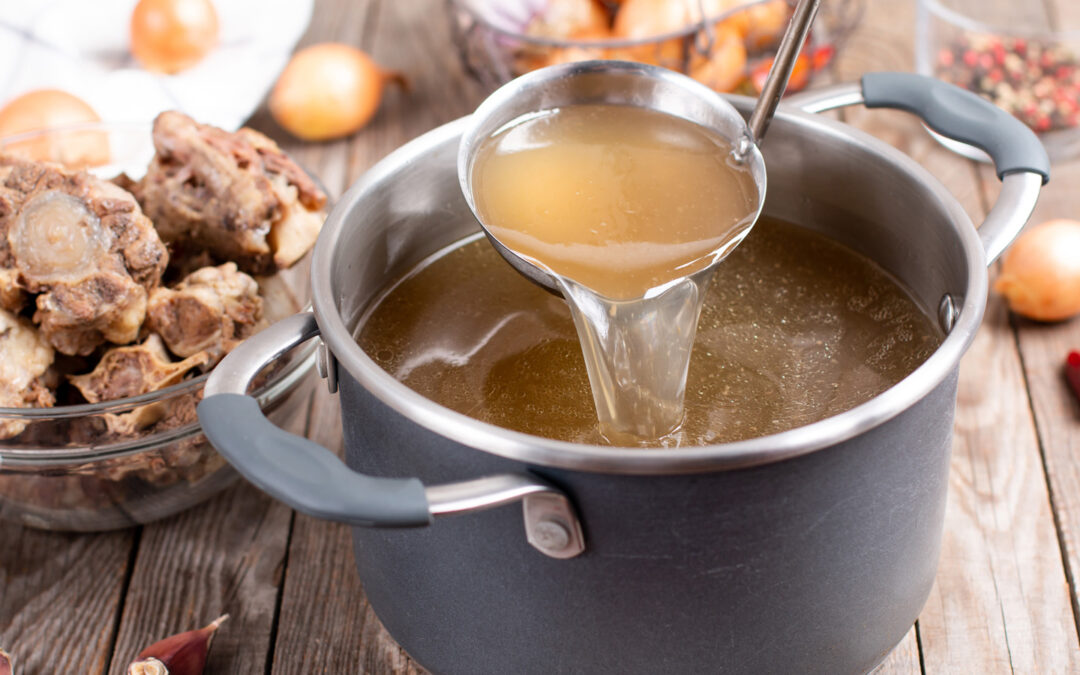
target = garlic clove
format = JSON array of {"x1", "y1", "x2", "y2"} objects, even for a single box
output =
[
  {"x1": 0, "y1": 647, "x2": 13, "y2": 675},
  {"x1": 127, "y1": 614, "x2": 228, "y2": 675},
  {"x1": 127, "y1": 657, "x2": 167, "y2": 675}
]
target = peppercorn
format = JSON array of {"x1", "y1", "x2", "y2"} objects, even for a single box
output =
[{"x1": 935, "y1": 32, "x2": 1080, "y2": 133}]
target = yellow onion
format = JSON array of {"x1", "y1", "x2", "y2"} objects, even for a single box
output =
[
  {"x1": 689, "y1": 24, "x2": 747, "y2": 92},
  {"x1": 0, "y1": 89, "x2": 109, "y2": 167},
  {"x1": 130, "y1": 0, "x2": 219, "y2": 74},
  {"x1": 995, "y1": 219, "x2": 1080, "y2": 321},
  {"x1": 269, "y1": 44, "x2": 405, "y2": 142},
  {"x1": 524, "y1": 0, "x2": 611, "y2": 40}
]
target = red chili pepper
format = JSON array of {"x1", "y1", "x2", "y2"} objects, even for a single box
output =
[
  {"x1": 1066, "y1": 351, "x2": 1080, "y2": 403},
  {"x1": 963, "y1": 50, "x2": 979, "y2": 67}
]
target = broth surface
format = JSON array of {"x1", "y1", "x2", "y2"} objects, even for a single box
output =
[{"x1": 356, "y1": 218, "x2": 943, "y2": 447}]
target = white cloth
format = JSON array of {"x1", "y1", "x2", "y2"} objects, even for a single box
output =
[{"x1": 0, "y1": 0, "x2": 313, "y2": 131}]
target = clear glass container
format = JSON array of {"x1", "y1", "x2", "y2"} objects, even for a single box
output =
[
  {"x1": 447, "y1": 0, "x2": 864, "y2": 94},
  {"x1": 0, "y1": 123, "x2": 318, "y2": 531},
  {"x1": 916, "y1": 0, "x2": 1080, "y2": 162}
]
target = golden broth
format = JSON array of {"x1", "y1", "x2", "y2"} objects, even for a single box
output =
[
  {"x1": 357, "y1": 218, "x2": 942, "y2": 447},
  {"x1": 471, "y1": 104, "x2": 757, "y2": 300}
]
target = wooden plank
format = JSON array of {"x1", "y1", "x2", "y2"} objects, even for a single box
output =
[
  {"x1": 921, "y1": 292, "x2": 1080, "y2": 672},
  {"x1": 267, "y1": 1, "x2": 483, "y2": 672},
  {"x1": 106, "y1": 481, "x2": 295, "y2": 674},
  {"x1": 270, "y1": 387, "x2": 424, "y2": 675},
  {"x1": 0, "y1": 527, "x2": 133, "y2": 674},
  {"x1": 105, "y1": 378, "x2": 314, "y2": 674},
  {"x1": 872, "y1": 627, "x2": 922, "y2": 674},
  {"x1": 989, "y1": 155, "x2": 1080, "y2": 644},
  {"x1": 837, "y1": 0, "x2": 1080, "y2": 672}
]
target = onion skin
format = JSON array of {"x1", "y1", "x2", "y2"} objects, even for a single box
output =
[
  {"x1": 689, "y1": 25, "x2": 747, "y2": 92},
  {"x1": 130, "y1": 0, "x2": 220, "y2": 74},
  {"x1": 525, "y1": 0, "x2": 610, "y2": 40},
  {"x1": 270, "y1": 44, "x2": 403, "y2": 142},
  {"x1": 0, "y1": 89, "x2": 109, "y2": 168},
  {"x1": 995, "y1": 219, "x2": 1080, "y2": 322}
]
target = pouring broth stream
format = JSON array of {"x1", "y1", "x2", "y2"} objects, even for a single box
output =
[{"x1": 471, "y1": 104, "x2": 759, "y2": 443}]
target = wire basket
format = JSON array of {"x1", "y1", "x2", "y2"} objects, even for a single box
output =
[{"x1": 448, "y1": 0, "x2": 865, "y2": 94}]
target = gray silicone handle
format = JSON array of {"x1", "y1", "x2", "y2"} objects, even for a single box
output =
[
  {"x1": 861, "y1": 72, "x2": 1050, "y2": 184},
  {"x1": 198, "y1": 393, "x2": 431, "y2": 528}
]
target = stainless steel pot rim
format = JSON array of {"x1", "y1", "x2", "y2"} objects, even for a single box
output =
[{"x1": 312, "y1": 105, "x2": 988, "y2": 475}]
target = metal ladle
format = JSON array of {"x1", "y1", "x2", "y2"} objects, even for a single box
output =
[{"x1": 458, "y1": 0, "x2": 823, "y2": 294}]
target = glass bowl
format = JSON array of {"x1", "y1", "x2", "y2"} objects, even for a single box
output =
[
  {"x1": 0, "y1": 123, "x2": 318, "y2": 531},
  {"x1": 448, "y1": 0, "x2": 864, "y2": 94},
  {"x1": 916, "y1": 0, "x2": 1080, "y2": 162}
]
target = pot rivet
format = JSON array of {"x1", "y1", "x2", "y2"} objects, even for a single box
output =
[
  {"x1": 316, "y1": 340, "x2": 338, "y2": 394},
  {"x1": 531, "y1": 519, "x2": 571, "y2": 552},
  {"x1": 938, "y1": 294, "x2": 959, "y2": 333}
]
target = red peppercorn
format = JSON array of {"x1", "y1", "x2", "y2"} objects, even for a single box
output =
[
  {"x1": 992, "y1": 43, "x2": 1006, "y2": 65},
  {"x1": 1066, "y1": 351, "x2": 1080, "y2": 403}
]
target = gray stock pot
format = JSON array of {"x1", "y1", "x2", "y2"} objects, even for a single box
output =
[{"x1": 198, "y1": 69, "x2": 1048, "y2": 674}]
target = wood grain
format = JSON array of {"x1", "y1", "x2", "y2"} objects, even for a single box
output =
[
  {"x1": 105, "y1": 482, "x2": 293, "y2": 674},
  {"x1": 872, "y1": 627, "x2": 922, "y2": 675},
  {"x1": 270, "y1": 387, "x2": 424, "y2": 675},
  {"x1": 0, "y1": 527, "x2": 134, "y2": 674},
  {"x1": 265, "y1": 2, "x2": 482, "y2": 672},
  {"x1": 104, "y1": 376, "x2": 313, "y2": 674},
  {"x1": 840, "y1": 1, "x2": 1080, "y2": 672},
  {"x1": 996, "y1": 156, "x2": 1080, "y2": 645}
]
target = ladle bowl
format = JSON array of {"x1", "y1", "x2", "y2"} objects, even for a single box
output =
[{"x1": 456, "y1": 60, "x2": 768, "y2": 295}]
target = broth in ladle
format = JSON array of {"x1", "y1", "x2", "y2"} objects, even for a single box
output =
[{"x1": 470, "y1": 104, "x2": 759, "y2": 443}]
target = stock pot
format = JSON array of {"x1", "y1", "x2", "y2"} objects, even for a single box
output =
[{"x1": 198, "y1": 69, "x2": 1048, "y2": 674}]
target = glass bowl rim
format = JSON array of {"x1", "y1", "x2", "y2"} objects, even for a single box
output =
[
  {"x1": 919, "y1": 0, "x2": 1080, "y2": 40},
  {"x1": 0, "y1": 119, "x2": 318, "y2": 422},
  {"x1": 448, "y1": 0, "x2": 785, "y2": 49}
]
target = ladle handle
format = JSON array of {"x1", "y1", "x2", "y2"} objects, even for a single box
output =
[
  {"x1": 786, "y1": 73, "x2": 1049, "y2": 264},
  {"x1": 197, "y1": 312, "x2": 585, "y2": 559},
  {"x1": 746, "y1": 0, "x2": 822, "y2": 145}
]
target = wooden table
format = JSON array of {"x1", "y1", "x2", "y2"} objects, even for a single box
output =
[{"x1": 4, "y1": 0, "x2": 1080, "y2": 672}]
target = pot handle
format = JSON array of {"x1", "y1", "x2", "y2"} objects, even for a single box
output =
[
  {"x1": 786, "y1": 72, "x2": 1049, "y2": 264},
  {"x1": 197, "y1": 312, "x2": 585, "y2": 559}
]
